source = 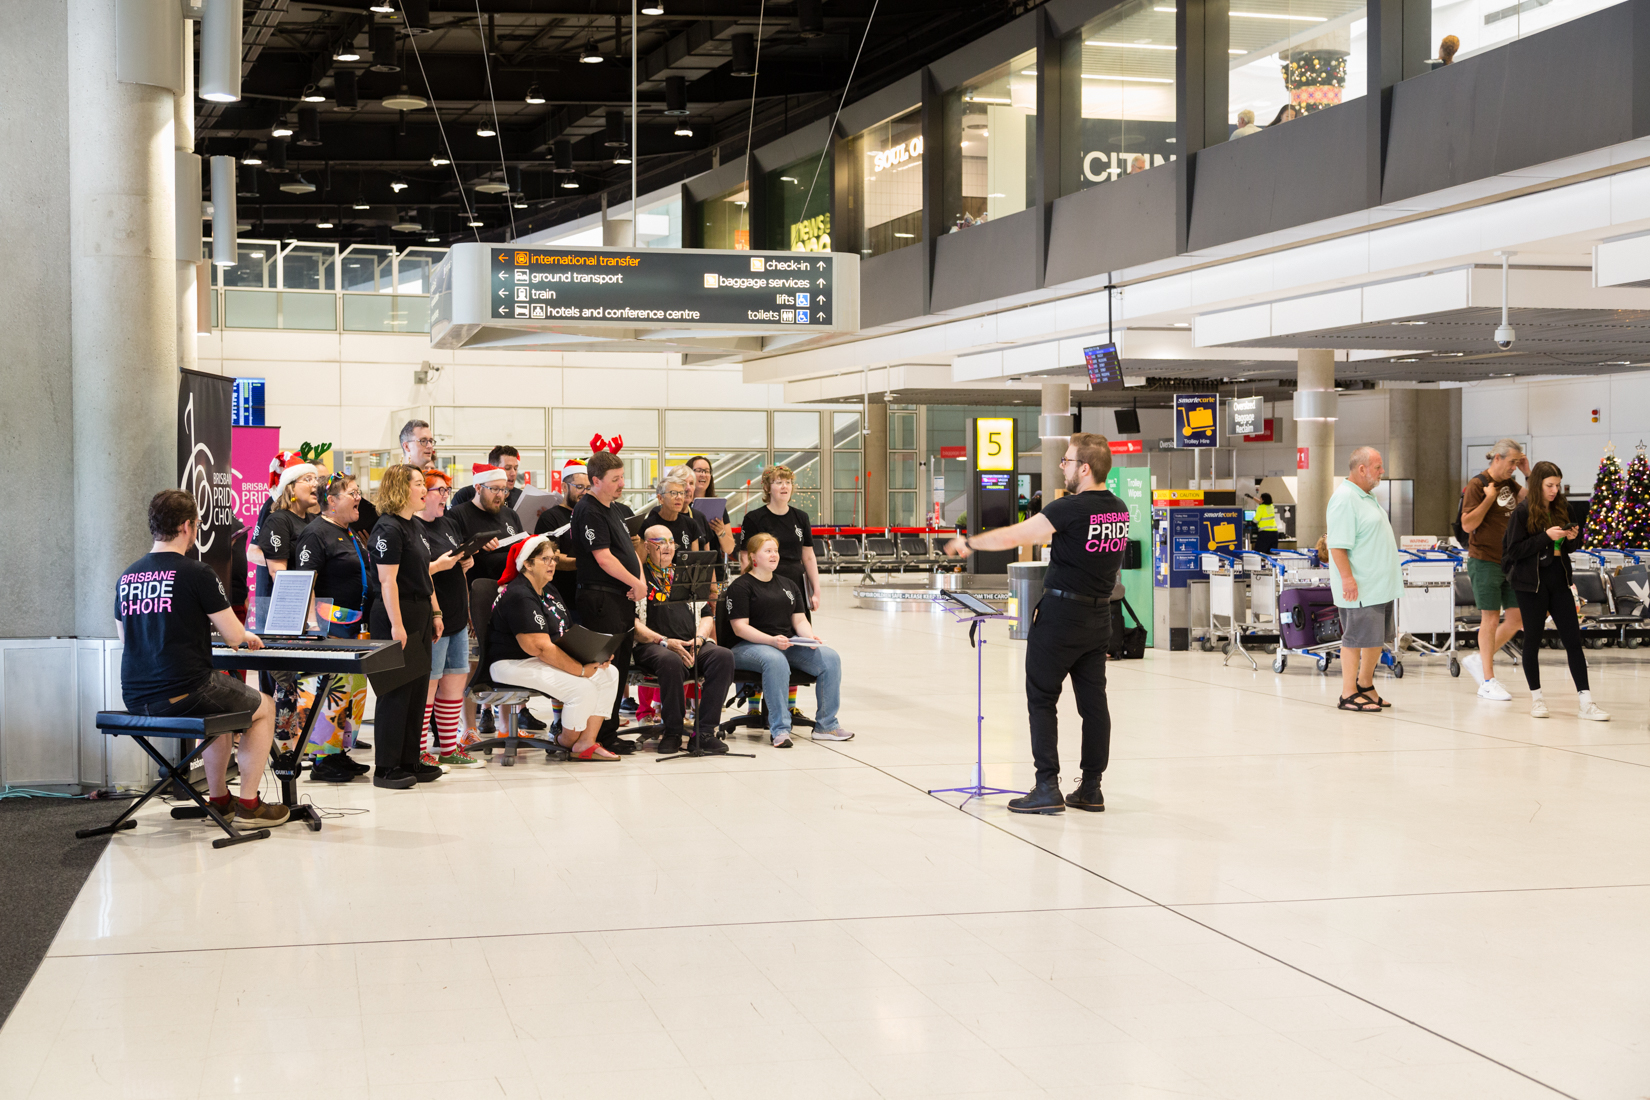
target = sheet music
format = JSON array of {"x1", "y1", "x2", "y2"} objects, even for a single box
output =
[{"x1": 264, "y1": 570, "x2": 317, "y2": 636}]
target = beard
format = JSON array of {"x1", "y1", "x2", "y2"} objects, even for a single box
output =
[{"x1": 1064, "y1": 472, "x2": 1079, "y2": 494}]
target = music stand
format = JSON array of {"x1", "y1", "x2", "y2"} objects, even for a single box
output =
[
  {"x1": 928, "y1": 590, "x2": 1026, "y2": 805},
  {"x1": 645, "y1": 551, "x2": 756, "y2": 760}
]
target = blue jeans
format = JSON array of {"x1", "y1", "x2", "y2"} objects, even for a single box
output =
[{"x1": 730, "y1": 641, "x2": 841, "y2": 737}]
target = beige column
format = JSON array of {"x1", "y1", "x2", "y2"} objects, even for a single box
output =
[
  {"x1": 1294, "y1": 350, "x2": 1336, "y2": 549},
  {"x1": 864, "y1": 399, "x2": 888, "y2": 526},
  {"x1": 1040, "y1": 383, "x2": 1072, "y2": 502}
]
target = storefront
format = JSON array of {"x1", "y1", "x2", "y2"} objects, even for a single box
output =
[{"x1": 836, "y1": 107, "x2": 923, "y2": 259}]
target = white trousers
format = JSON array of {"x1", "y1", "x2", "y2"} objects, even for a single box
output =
[{"x1": 490, "y1": 659, "x2": 620, "y2": 731}]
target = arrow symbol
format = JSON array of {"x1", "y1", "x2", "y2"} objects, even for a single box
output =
[
  {"x1": 816, "y1": 295, "x2": 826, "y2": 304},
  {"x1": 816, "y1": 261, "x2": 825, "y2": 270},
  {"x1": 497, "y1": 306, "x2": 507, "y2": 316},
  {"x1": 498, "y1": 289, "x2": 508, "y2": 298},
  {"x1": 817, "y1": 279, "x2": 826, "y2": 287},
  {"x1": 498, "y1": 270, "x2": 509, "y2": 280}
]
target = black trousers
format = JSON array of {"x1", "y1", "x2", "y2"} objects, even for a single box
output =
[
  {"x1": 1024, "y1": 595, "x2": 1112, "y2": 786},
  {"x1": 632, "y1": 641, "x2": 734, "y2": 736},
  {"x1": 578, "y1": 586, "x2": 636, "y2": 743},
  {"x1": 1254, "y1": 531, "x2": 1280, "y2": 555},
  {"x1": 1514, "y1": 560, "x2": 1589, "y2": 692},
  {"x1": 372, "y1": 677, "x2": 429, "y2": 770}
]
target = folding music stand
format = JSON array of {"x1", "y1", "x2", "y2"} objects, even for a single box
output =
[
  {"x1": 928, "y1": 590, "x2": 1025, "y2": 805},
  {"x1": 652, "y1": 551, "x2": 755, "y2": 760}
]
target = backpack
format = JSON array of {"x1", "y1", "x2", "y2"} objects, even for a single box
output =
[{"x1": 1452, "y1": 473, "x2": 1488, "y2": 548}]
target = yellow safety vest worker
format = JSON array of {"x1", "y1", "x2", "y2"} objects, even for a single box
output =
[{"x1": 1255, "y1": 503, "x2": 1278, "y2": 532}]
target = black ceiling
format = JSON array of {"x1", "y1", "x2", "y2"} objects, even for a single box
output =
[{"x1": 197, "y1": 0, "x2": 1027, "y2": 245}]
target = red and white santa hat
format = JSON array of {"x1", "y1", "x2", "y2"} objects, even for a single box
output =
[
  {"x1": 270, "y1": 451, "x2": 319, "y2": 495},
  {"x1": 472, "y1": 462, "x2": 508, "y2": 487},
  {"x1": 497, "y1": 534, "x2": 549, "y2": 587},
  {"x1": 560, "y1": 459, "x2": 586, "y2": 480}
]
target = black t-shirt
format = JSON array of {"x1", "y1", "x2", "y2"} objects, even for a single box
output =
[
  {"x1": 294, "y1": 516, "x2": 371, "y2": 613},
  {"x1": 487, "y1": 576, "x2": 569, "y2": 665},
  {"x1": 254, "y1": 505, "x2": 309, "y2": 599},
  {"x1": 1040, "y1": 489, "x2": 1130, "y2": 601},
  {"x1": 739, "y1": 505, "x2": 811, "y2": 585},
  {"x1": 450, "y1": 500, "x2": 521, "y2": 582},
  {"x1": 369, "y1": 513, "x2": 434, "y2": 599},
  {"x1": 351, "y1": 496, "x2": 379, "y2": 539},
  {"x1": 115, "y1": 551, "x2": 231, "y2": 705},
  {"x1": 452, "y1": 484, "x2": 522, "y2": 512},
  {"x1": 417, "y1": 514, "x2": 469, "y2": 625},
  {"x1": 571, "y1": 494, "x2": 640, "y2": 594},
  {"x1": 534, "y1": 503, "x2": 579, "y2": 608},
  {"x1": 641, "y1": 505, "x2": 705, "y2": 553},
  {"x1": 642, "y1": 561, "x2": 700, "y2": 641},
  {"x1": 717, "y1": 572, "x2": 803, "y2": 645}
]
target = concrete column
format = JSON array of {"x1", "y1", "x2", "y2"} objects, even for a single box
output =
[
  {"x1": 176, "y1": 16, "x2": 198, "y2": 376},
  {"x1": 1040, "y1": 382, "x2": 1071, "y2": 501},
  {"x1": 69, "y1": 0, "x2": 179, "y2": 635},
  {"x1": 864, "y1": 399, "x2": 888, "y2": 526},
  {"x1": 1413, "y1": 387, "x2": 1462, "y2": 536},
  {"x1": 1294, "y1": 350, "x2": 1336, "y2": 548},
  {"x1": 1386, "y1": 386, "x2": 1418, "y2": 479}
]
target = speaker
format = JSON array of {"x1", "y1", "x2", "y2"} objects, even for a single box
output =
[{"x1": 1114, "y1": 408, "x2": 1141, "y2": 435}]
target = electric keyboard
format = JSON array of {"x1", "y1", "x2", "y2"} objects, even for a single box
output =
[{"x1": 212, "y1": 637, "x2": 405, "y2": 676}]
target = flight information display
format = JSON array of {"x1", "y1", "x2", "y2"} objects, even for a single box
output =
[{"x1": 1084, "y1": 343, "x2": 1125, "y2": 390}]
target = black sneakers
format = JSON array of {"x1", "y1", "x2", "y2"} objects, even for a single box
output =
[
  {"x1": 657, "y1": 733, "x2": 683, "y2": 755},
  {"x1": 689, "y1": 734, "x2": 730, "y2": 756},
  {"x1": 1067, "y1": 775, "x2": 1105, "y2": 812},
  {"x1": 517, "y1": 708, "x2": 548, "y2": 732},
  {"x1": 599, "y1": 736, "x2": 637, "y2": 755},
  {"x1": 1008, "y1": 781, "x2": 1066, "y2": 815},
  {"x1": 309, "y1": 755, "x2": 359, "y2": 783},
  {"x1": 410, "y1": 761, "x2": 444, "y2": 783},
  {"x1": 373, "y1": 767, "x2": 416, "y2": 790}
]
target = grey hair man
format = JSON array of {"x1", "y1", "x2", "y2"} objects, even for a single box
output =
[
  {"x1": 1326, "y1": 447, "x2": 1404, "y2": 713},
  {"x1": 1460, "y1": 438, "x2": 1529, "y2": 700},
  {"x1": 399, "y1": 419, "x2": 436, "y2": 467}
]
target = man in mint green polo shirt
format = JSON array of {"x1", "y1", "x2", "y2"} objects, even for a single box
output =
[{"x1": 1325, "y1": 446, "x2": 1402, "y2": 712}]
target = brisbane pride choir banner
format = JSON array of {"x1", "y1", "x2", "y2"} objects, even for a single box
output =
[{"x1": 177, "y1": 370, "x2": 235, "y2": 588}]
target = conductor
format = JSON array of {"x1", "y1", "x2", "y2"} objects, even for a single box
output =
[{"x1": 944, "y1": 433, "x2": 1130, "y2": 815}]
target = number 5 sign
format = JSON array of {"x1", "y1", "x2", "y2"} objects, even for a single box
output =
[{"x1": 974, "y1": 417, "x2": 1016, "y2": 471}]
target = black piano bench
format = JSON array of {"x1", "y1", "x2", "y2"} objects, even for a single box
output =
[{"x1": 78, "y1": 711, "x2": 269, "y2": 850}]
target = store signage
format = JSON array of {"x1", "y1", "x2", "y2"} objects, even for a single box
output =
[
  {"x1": 1230, "y1": 396, "x2": 1262, "y2": 437},
  {"x1": 1108, "y1": 439, "x2": 1144, "y2": 455},
  {"x1": 872, "y1": 136, "x2": 923, "y2": 173},
  {"x1": 789, "y1": 212, "x2": 831, "y2": 252},
  {"x1": 1244, "y1": 419, "x2": 1275, "y2": 443},
  {"x1": 939, "y1": 445, "x2": 967, "y2": 459},
  {"x1": 430, "y1": 243, "x2": 858, "y2": 340},
  {"x1": 975, "y1": 417, "x2": 1016, "y2": 471},
  {"x1": 1153, "y1": 489, "x2": 1205, "y2": 506},
  {"x1": 1298, "y1": 447, "x2": 1310, "y2": 470},
  {"x1": 1173, "y1": 393, "x2": 1218, "y2": 449}
]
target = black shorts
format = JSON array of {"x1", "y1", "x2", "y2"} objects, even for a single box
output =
[{"x1": 129, "y1": 674, "x2": 263, "y2": 720}]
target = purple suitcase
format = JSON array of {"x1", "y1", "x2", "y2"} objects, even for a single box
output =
[{"x1": 1279, "y1": 586, "x2": 1340, "y2": 650}]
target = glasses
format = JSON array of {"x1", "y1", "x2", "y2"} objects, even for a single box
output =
[
  {"x1": 412, "y1": 436, "x2": 436, "y2": 448},
  {"x1": 1058, "y1": 458, "x2": 1076, "y2": 467},
  {"x1": 660, "y1": 489, "x2": 687, "y2": 499},
  {"x1": 429, "y1": 485, "x2": 451, "y2": 495},
  {"x1": 645, "y1": 537, "x2": 673, "y2": 544}
]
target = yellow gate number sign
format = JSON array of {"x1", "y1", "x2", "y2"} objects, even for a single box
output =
[{"x1": 975, "y1": 417, "x2": 1016, "y2": 471}]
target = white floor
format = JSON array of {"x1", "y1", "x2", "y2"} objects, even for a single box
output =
[{"x1": 3, "y1": 580, "x2": 1649, "y2": 1100}]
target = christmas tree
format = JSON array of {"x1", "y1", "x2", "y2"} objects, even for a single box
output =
[
  {"x1": 1583, "y1": 444, "x2": 1625, "y2": 548},
  {"x1": 1614, "y1": 445, "x2": 1650, "y2": 548}
]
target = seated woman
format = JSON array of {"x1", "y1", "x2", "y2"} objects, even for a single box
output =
[
  {"x1": 719, "y1": 533, "x2": 855, "y2": 748},
  {"x1": 487, "y1": 535, "x2": 623, "y2": 760}
]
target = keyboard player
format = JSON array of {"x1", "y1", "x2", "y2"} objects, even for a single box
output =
[
  {"x1": 291, "y1": 474, "x2": 374, "y2": 783},
  {"x1": 116, "y1": 490, "x2": 288, "y2": 827}
]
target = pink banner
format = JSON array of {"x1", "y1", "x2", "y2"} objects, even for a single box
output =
[{"x1": 231, "y1": 426, "x2": 281, "y2": 611}]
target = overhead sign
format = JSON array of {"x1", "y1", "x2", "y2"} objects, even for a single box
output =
[
  {"x1": 939, "y1": 445, "x2": 967, "y2": 459},
  {"x1": 873, "y1": 136, "x2": 923, "y2": 173},
  {"x1": 1083, "y1": 343, "x2": 1125, "y2": 391},
  {"x1": 1229, "y1": 396, "x2": 1263, "y2": 437},
  {"x1": 1173, "y1": 393, "x2": 1218, "y2": 449},
  {"x1": 429, "y1": 242, "x2": 860, "y2": 349},
  {"x1": 974, "y1": 417, "x2": 1016, "y2": 472},
  {"x1": 1108, "y1": 439, "x2": 1144, "y2": 455}
]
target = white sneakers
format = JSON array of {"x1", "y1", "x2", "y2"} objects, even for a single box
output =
[
  {"x1": 1461, "y1": 652, "x2": 1484, "y2": 684},
  {"x1": 811, "y1": 727, "x2": 855, "y2": 741},
  {"x1": 1477, "y1": 678, "x2": 1513, "y2": 701},
  {"x1": 1578, "y1": 693, "x2": 1611, "y2": 722},
  {"x1": 1530, "y1": 698, "x2": 1550, "y2": 718}
]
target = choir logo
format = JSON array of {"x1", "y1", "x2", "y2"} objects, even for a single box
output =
[
  {"x1": 533, "y1": 610, "x2": 546, "y2": 628},
  {"x1": 375, "y1": 536, "x2": 388, "y2": 554},
  {"x1": 298, "y1": 547, "x2": 311, "y2": 566},
  {"x1": 784, "y1": 589, "x2": 795, "y2": 605},
  {"x1": 268, "y1": 533, "x2": 282, "y2": 550}
]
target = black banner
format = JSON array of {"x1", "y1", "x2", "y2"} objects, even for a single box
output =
[{"x1": 177, "y1": 369, "x2": 234, "y2": 588}]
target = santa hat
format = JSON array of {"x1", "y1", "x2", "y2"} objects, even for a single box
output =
[
  {"x1": 497, "y1": 534, "x2": 549, "y2": 587},
  {"x1": 472, "y1": 462, "x2": 507, "y2": 486},
  {"x1": 271, "y1": 452, "x2": 319, "y2": 496},
  {"x1": 560, "y1": 459, "x2": 586, "y2": 480}
]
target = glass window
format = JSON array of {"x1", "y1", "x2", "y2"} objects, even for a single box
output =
[
  {"x1": 890, "y1": 410, "x2": 917, "y2": 451},
  {"x1": 832, "y1": 412, "x2": 862, "y2": 450},
  {"x1": 342, "y1": 293, "x2": 394, "y2": 331},
  {"x1": 833, "y1": 450, "x2": 862, "y2": 491},
  {"x1": 636, "y1": 197, "x2": 683, "y2": 248},
  {"x1": 665, "y1": 409, "x2": 767, "y2": 449},
  {"x1": 1228, "y1": 0, "x2": 1367, "y2": 136},
  {"x1": 224, "y1": 289, "x2": 277, "y2": 328},
  {"x1": 553, "y1": 408, "x2": 660, "y2": 449},
  {"x1": 220, "y1": 241, "x2": 277, "y2": 288},
  {"x1": 1430, "y1": 0, "x2": 1622, "y2": 64},
  {"x1": 943, "y1": 47, "x2": 1037, "y2": 234},
  {"x1": 840, "y1": 108, "x2": 923, "y2": 259},
  {"x1": 768, "y1": 152, "x2": 833, "y2": 253},
  {"x1": 890, "y1": 492, "x2": 918, "y2": 527},
  {"x1": 699, "y1": 183, "x2": 751, "y2": 250},
  {"x1": 666, "y1": 451, "x2": 768, "y2": 522},
  {"x1": 792, "y1": 491, "x2": 822, "y2": 518},
  {"x1": 889, "y1": 452, "x2": 917, "y2": 491},
  {"x1": 280, "y1": 292, "x2": 337, "y2": 330},
  {"x1": 279, "y1": 243, "x2": 337, "y2": 290},
  {"x1": 1061, "y1": 6, "x2": 1178, "y2": 192},
  {"x1": 832, "y1": 491, "x2": 861, "y2": 526},
  {"x1": 396, "y1": 247, "x2": 448, "y2": 294},
  {"x1": 340, "y1": 245, "x2": 396, "y2": 293},
  {"x1": 773, "y1": 450, "x2": 821, "y2": 489},
  {"x1": 774, "y1": 411, "x2": 821, "y2": 449}
]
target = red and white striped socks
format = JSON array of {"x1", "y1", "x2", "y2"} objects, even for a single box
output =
[{"x1": 433, "y1": 697, "x2": 464, "y2": 754}]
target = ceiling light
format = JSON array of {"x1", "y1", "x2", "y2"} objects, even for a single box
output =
[
  {"x1": 403, "y1": 0, "x2": 432, "y2": 35},
  {"x1": 525, "y1": 84, "x2": 546, "y2": 104},
  {"x1": 893, "y1": 232, "x2": 914, "y2": 238},
  {"x1": 663, "y1": 75, "x2": 689, "y2": 115},
  {"x1": 1391, "y1": 320, "x2": 1428, "y2": 325},
  {"x1": 796, "y1": 0, "x2": 824, "y2": 37},
  {"x1": 382, "y1": 86, "x2": 427, "y2": 110},
  {"x1": 1232, "y1": 9, "x2": 1326, "y2": 19},
  {"x1": 1081, "y1": 74, "x2": 1175, "y2": 83},
  {"x1": 1086, "y1": 40, "x2": 1174, "y2": 49},
  {"x1": 1229, "y1": 48, "x2": 1247, "y2": 54},
  {"x1": 513, "y1": 198, "x2": 527, "y2": 208},
  {"x1": 333, "y1": 41, "x2": 361, "y2": 61},
  {"x1": 430, "y1": 153, "x2": 450, "y2": 166},
  {"x1": 476, "y1": 123, "x2": 497, "y2": 138},
  {"x1": 1394, "y1": 357, "x2": 1420, "y2": 363},
  {"x1": 561, "y1": 178, "x2": 579, "y2": 189},
  {"x1": 604, "y1": 109, "x2": 628, "y2": 147},
  {"x1": 674, "y1": 124, "x2": 693, "y2": 136},
  {"x1": 391, "y1": 177, "x2": 409, "y2": 192},
  {"x1": 467, "y1": 216, "x2": 485, "y2": 227},
  {"x1": 353, "y1": 197, "x2": 372, "y2": 209},
  {"x1": 370, "y1": 1, "x2": 395, "y2": 11},
  {"x1": 552, "y1": 140, "x2": 575, "y2": 173},
  {"x1": 301, "y1": 85, "x2": 326, "y2": 103},
  {"x1": 297, "y1": 106, "x2": 323, "y2": 146},
  {"x1": 474, "y1": 178, "x2": 510, "y2": 193},
  {"x1": 426, "y1": 235, "x2": 442, "y2": 242},
  {"x1": 730, "y1": 33, "x2": 757, "y2": 77},
  {"x1": 393, "y1": 214, "x2": 423, "y2": 231},
  {"x1": 642, "y1": 2, "x2": 664, "y2": 13},
  {"x1": 316, "y1": 217, "x2": 334, "y2": 229},
  {"x1": 271, "y1": 114, "x2": 294, "y2": 137},
  {"x1": 241, "y1": 151, "x2": 263, "y2": 166},
  {"x1": 265, "y1": 137, "x2": 288, "y2": 172},
  {"x1": 580, "y1": 43, "x2": 604, "y2": 64},
  {"x1": 200, "y1": 0, "x2": 242, "y2": 102},
  {"x1": 370, "y1": 24, "x2": 401, "y2": 72},
  {"x1": 279, "y1": 173, "x2": 316, "y2": 194},
  {"x1": 614, "y1": 154, "x2": 632, "y2": 164},
  {"x1": 334, "y1": 69, "x2": 359, "y2": 109},
  {"x1": 780, "y1": 176, "x2": 797, "y2": 183},
  {"x1": 237, "y1": 165, "x2": 259, "y2": 196}
]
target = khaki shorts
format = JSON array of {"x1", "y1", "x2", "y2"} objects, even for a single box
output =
[{"x1": 1339, "y1": 602, "x2": 1395, "y2": 648}]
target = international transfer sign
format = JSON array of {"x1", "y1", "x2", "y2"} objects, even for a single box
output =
[{"x1": 430, "y1": 242, "x2": 859, "y2": 348}]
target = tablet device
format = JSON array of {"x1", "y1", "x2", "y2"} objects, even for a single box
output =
[
  {"x1": 453, "y1": 531, "x2": 499, "y2": 558},
  {"x1": 555, "y1": 625, "x2": 629, "y2": 665},
  {"x1": 690, "y1": 497, "x2": 727, "y2": 526},
  {"x1": 262, "y1": 570, "x2": 318, "y2": 637},
  {"x1": 941, "y1": 589, "x2": 1000, "y2": 617}
]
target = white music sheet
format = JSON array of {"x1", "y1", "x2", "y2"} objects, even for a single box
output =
[{"x1": 263, "y1": 570, "x2": 317, "y2": 637}]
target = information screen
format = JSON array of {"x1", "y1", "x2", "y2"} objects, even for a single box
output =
[
  {"x1": 978, "y1": 473, "x2": 1011, "y2": 490},
  {"x1": 1083, "y1": 343, "x2": 1125, "y2": 390},
  {"x1": 232, "y1": 378, "x2": 265, "y2": 426}
]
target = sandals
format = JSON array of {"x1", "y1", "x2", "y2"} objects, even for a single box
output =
[
  {"x1": 570, "y1": 742, "x2": 620, "y2": 761},
  {"x1": 1357, "y1": 683, "x2": 1392, "y2": 708},
  {"x1": 1338, "y1": 690, "x2": 1382, "y2": 713}
]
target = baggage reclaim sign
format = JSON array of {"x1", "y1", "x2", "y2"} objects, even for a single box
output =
[{"x1": 428, "y1": 242, "x2": 859, "y2": 350}]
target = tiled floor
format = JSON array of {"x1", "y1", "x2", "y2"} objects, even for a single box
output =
[{"x1": 3, "y1": 580, "x2": 1647, "y2": 1099}]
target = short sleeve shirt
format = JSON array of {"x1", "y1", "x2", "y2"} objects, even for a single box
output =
[
  {"x1": 450, "y1": 500, "x2": 520, "y2": 582},
  {"x1": 254, "y1": 506, "x2": 308, "y2": 598},
  {"x1": 641, "y1": 506, "x2": 704, "y2": 553},
  {"x1": 1326, "y1": 479, "x2": 1403, "y2": 608},
  {"x1": 1463, "y1": 474, "x2": 1519, "y2": 564},
  {"x1": 417, "y1": 514, "x2": 470, "y2": 625},
  {"x1": 738, "y1": 505, "x2": 812, "y2": 585},
  {"x1": 294, "y1": 517, "x2": 371, "y2": 613},
  {"x1": 487, "y1": 577, "x2": 568, "y2": 665},
  {"x1": 718, "y1": 572, "x2": 803, "y2": 645},
  {"x1": 115, "y1": 552, "x2": 231, "y2": 705},
  {"x1": 369, "y1": 514, "x2": 434, "y2": 599},
  {"x1": 1039, "y1": 489, "x2": 1130, "y2": 601},
  {"x1": 571, "y1": 495, "x2": 641, "y2": 594}
]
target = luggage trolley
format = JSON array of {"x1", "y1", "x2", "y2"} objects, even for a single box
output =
[
  {"x1": 1200, "y1": 552, "x2": 1259, "y2": 669},
  {"x1": 1271, "y1": 559, "x2": 1342, "y2": 675},
  {"x1": 1396, "y1": 549, "x2": 1462, "y2": 676}
]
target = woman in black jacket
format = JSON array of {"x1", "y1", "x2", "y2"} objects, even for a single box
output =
[{"x1": 1501, "y1": 461, "x2": 1609, "y2": 721}]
